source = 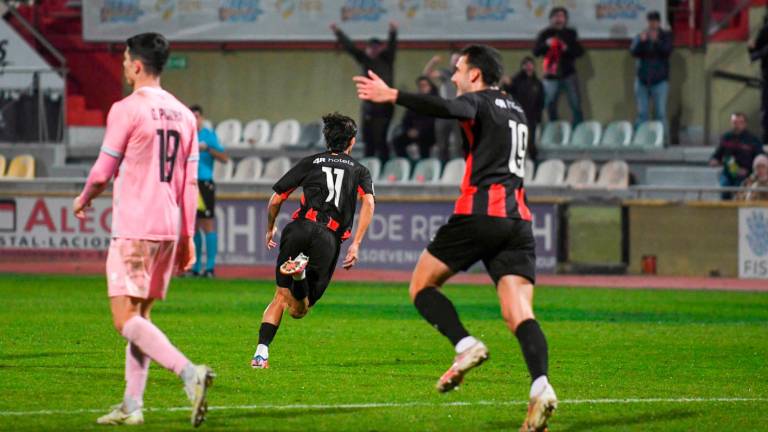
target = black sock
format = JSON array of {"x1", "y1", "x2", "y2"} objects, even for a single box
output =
[
  {"x1": 258, "y1": 323, "x2": 279, "y2": 346},
  {"x1": 515, "y1": 319, "x2": 549, "y2": 381},
  {"x1": 291, "y1": 278, "x2": 308, "y2": 301},
  {"x1": 413, "y1": 287, "x2": 470, "y2": 346}
]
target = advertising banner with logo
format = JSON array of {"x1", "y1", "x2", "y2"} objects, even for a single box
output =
[
  {"x1": 0, "y1": 196, "x2": 560, "y2": 273},
  {"x1": 83, "y1": 0, "x2": 665, "y2": 42},
  {"x1": 738, "y1": 207, "x2": 768, "y2": 279}
]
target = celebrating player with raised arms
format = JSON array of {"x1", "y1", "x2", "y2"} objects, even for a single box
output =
[
  {"x1": 251, "y1": 112, "x2": 375, "y2": 369},
  {"x1": 355, "y1": 45, "x2": 557, "y2": 432},
  {"x1": 72, "y1": 32, "x2": 214, "y2": 428}
]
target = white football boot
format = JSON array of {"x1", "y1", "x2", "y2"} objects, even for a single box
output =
[
  {"x1": 520, "y1": 383, "x2": 558, "y2": 432},
  {"x1": 436, "y1": 340, "x2": 489, "y2": 393},
  {"x1": 183, "y1": 364, "x2": 215, "y2": 427},
  {"x1": 96, "y1": 404, "x2": 144, "y2": 426}
]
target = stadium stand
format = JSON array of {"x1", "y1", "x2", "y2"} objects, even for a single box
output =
[
  {"x1": 213, "y1": 159, "x2": 235, "y2": 182},
  {"x1": 539, "y1": 121, "x2": 572, "y2": 149},
  {"x1": 5, "y1": 154, "x2": 35, "y2": 179},
  {"x1": 568, "y1": 121, "x2": 602, "y2": 148},
  {"x1": 600, "y1": 121, "x2": 634, "y2": 148},
  {"x1": 595, "y1": 160, "x2": 631, "y2": 189},
  {"x1": 642, "y1": 165, "x2": 721, "y2": 199},
  {"x1": 381, "y1": 158, "x2": 411, "y2": 183},
  {"x1": 439, "y1": 158, "x2": 465, "y2": 185},
  {"x1": 631, "y1": 121, "x2": 665, "y2": 149},
  {"x1": 243, "y1": 119, "x2": 271, "y2": 147},
  {"x1": 215, "y1": 119, "x2": 245, "y2": 149},
  {"x1": 0, "y1": 154, "x2": 5, "y2": 177},
  {"x1": 232, "y1": 156, "x2": 264, "y2": 182},
  {"x1": 296, "y1": 121, "x2": 323, "y2": 149},
  {"x1": 411, "y1": 158, "x2": 441, "y2": 184},
  {"x1": 269, "y1": 119, "x2": 301, "y2": 148},
  {"x1": 261, "y1": 156, "x2": 291, "y2": 180},
  {"x1": 359, "y1": 157, "x2": 382, "y2": 181},
  {"x1": 564, "y1": 159, "x2": 597, "y2": 188},
  {"x1": 530, "y1": 159, "x2": 566, "y2": 186},
  {"x1": 524, "y1": 159, "x2": 535, "y2": 184}
]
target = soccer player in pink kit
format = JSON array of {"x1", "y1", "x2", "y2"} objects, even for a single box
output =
[{"x1": 72, "y1": 33, "x2": 214, "y2": 427}]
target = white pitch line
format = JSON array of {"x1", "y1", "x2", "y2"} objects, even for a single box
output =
[{"x1": 0, "y1": 398, "x2": 766, "y2": 417}]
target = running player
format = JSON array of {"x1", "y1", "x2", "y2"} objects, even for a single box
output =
[
  {"x1": 73, "y1": 33, "x2": 214, "y2": 427},
  {"x1": 189, "y1": 104, "x2": 228, "y2": 278},
  {"x1": 251, "y1": 112, "x2": 375, "y2": 369},
  {"x1": 354, "y1": 45, "x2": 557, "y2": 432}
]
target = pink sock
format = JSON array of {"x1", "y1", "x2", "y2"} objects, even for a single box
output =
[
  {"x1": 121, "y1": 316, "x2": 190, "y2": 375},
  {"x1": 124, "y1": 343, "x2": 149, "y2": 406}
]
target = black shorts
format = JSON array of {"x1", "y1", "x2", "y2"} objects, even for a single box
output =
[
  {"x1": 197, "y1": 180, "x2": 215, "y2": 219},
  {"x1": 427, "y1": 215, "x2": 536, "y2": 285},
  {"x1": 276, "y1": 220, "x2": 341, "y2": 306}
]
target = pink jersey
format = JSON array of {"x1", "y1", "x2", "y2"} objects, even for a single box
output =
[{"x1": 101, "y1": 86, "x2": 199, "y2": 240}]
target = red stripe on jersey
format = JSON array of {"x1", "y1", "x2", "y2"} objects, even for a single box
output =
[
  {"x1": 488, "y1": 184, "x2": 507, "y2": 217},
  {"x1": 305, "y1": 208, "x2": 318, "y2": 222},
  {"x1": 515, "y1": 188, "x2": 532, "y2": 221},
  {"x1": 341, "y1": 230, "x2": 351, "y2": 241},
  {"x1": 278, "y1": 188, "x2": 296, "y2": 200},
  {"x1": 357, "y1": 186, "x2": 365, "y2": 197},
  {"x1": 454, "y1": 120, "x2": 476, "y2": 215},
  {"x1": 327, "y1": 217, "x2": 340, "y2": 232},
  {"x1": 300, "y1": 194, "x2": 305, "y2": 205},
  {"x1": 291, "y1": 209, "x2": 300, "y2": 220}
]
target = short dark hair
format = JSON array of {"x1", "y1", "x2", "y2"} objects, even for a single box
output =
[
  {"x1": 647, "y1": 10, "x2": 661, "y2": 22},
  {"x1": 368, "y1": 37, "x2": 382, "y2": 46},
  {"x1": 459, "y1": 44, "x2": 503, "y2": 86},
  {"x1": 521, "y1": 56, "x2": 535, "y2": 67},
  {"x1": 322, "y1": 112, "x2": 357, "y2": 153},
  {"x1": 189, "y1": 104, "x2": 203, "y2": 114},
  {"x1": 126, "y1": 33, "x2": 170, "y2": 76},
  {"x1": 732, "y1": 112, "x2": 748, "y2": 121},
  {"x1": 550, "y1": 6, "x2": 568, "y2": 20}
]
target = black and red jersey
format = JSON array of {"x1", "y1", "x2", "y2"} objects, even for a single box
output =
[
  {"x1": 272, "y1": 151, "x2": 375, "y2": 241},
  {"x1": 397, "y1": 88, "x2": 532, "y2": 221}
]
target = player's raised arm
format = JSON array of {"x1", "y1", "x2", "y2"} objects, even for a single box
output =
[
  {"x1": 354, "y1": 70, "x2": 477, "y2": 119},
  {"x1": 74, "y1": 103, "x2": 131, "y2": 219}
]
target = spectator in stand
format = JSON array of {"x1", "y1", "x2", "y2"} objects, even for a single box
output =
[
  {"x1": 738, "y1": 154, "x2": 768, "y2": 201},
  {"x1": 331, "y1": 21, "x2": 398, "y2": 162},
  {"x1": 709, "y1": 112, "x2": 764, "y2": 200},
  {"x1": 533, "y1": 6, "x2": 584, "y2": 125},
  {"x1": 502, "y1": 56, "x2": 544, "y2": 162},
  {"x1": 391, "y1": 76, "x2": 437, "y2": 160},
  {"x1": 630, "y1": 10, "x2": 673, "y2": 134},
  {"x1": 748, "y1": 9, "x2": 768, "y2": 142},
  {"x1": 423, "y1": 52, "x2": 461, "y2": 162}
]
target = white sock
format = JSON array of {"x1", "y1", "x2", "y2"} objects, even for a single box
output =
[
  {"x1": 455, "y1": 336, "x2": 479, "y2": 354},
  {"x1": 530, "y1": 375, "x2": 549, "y2": 399},
  {"x1": 255, "y1": 344, "x2": 269, "y2": 359},
  {"x1": 292, "y1": 269, "x2": 306, "y2": 281}
]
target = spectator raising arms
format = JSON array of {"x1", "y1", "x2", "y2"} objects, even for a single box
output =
[
  {"x1": 423, "y1": 53, "x2": 462, "y2": 162},
  {"x1": 331, "y1": 21, "x2": 398, "y2": 162},
  {"x1": 533, "y1": 6, "x2": 584, "y2": 124},
  {"x1": 709, "y1": 113, "x2": 764, "y2": 200},
  {"x1": 630, "y1": 10, "x2": 673, "y2": 134}
]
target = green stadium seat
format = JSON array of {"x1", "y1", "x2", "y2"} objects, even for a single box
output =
[
  {"x1": 232, "y1": 156, "x2": 263, "y2": 182},
  {"x1": 411, "y1": 158, "x2": 441, "y2": 184},
  {"x1": 243, "y1": 119, "x2": 271, "y2": 148},
  {"x1": 600, "y1": 121, "x2": 633, "y2": 148},
  {"x1": 261, "y1": 156, "x2": 291, "y2": 181},
  {"x1": 631, "y1": 121, "x2": 664, "y2": 149},
  {"x1": 359, "y1": 157, "x2": 381, "y2": 181},
  {"x1": 380, "y1": 157, "x2": 411, "y2": 183},
  {"x1": 530, "y1": 159, "x2": 565, "y2": 186},
  {"x1": 440, "y1": 158, "x2": 465, "y2": 185},
  {"x1": 595, "y1": 160, "x2": 630, "y2": 189},
  {"x1": 539, "y1": 121, "x2": 572, "y2": 149},
  {"x1": 565, "y1": 159, "x2": 597, "y2": 188},
  {"x1": 568, "y1": 121, "x2": 602, "y2": 148}
]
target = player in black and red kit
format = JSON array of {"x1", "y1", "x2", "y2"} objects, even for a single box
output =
[
  {"x1": 355, "y1": 45, "x2": 557, "y2": 432},
  {"x1": 251, "y1": 113, "x2": 375, "y2": 369}
]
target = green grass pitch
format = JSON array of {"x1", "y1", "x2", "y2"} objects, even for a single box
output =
[{"x1": 0, "y1": 274, "x2": 767, "y2": 431}]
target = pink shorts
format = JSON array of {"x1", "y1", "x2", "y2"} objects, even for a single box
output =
[{"x1": 106, "y1": 238, "x2": 177, "y2": 300}]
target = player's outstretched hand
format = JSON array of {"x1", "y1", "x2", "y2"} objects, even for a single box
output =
[
  {"x1": 176, "y1": 236, "x2": 196, "y2": 273},
  {"x1": 266, "y1": 226, "x2": 278, "y2": 250},
  {"x1": 73, "y1": 195, "x2": 89, "y2": 220},
  {"x1": 343, "y1": 243, "x2": 359, "y2": 270},
  {"x1": 353, "y1": 70, "x2": 397, "y2": 103}
]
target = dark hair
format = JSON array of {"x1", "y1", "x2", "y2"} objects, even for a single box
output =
[
  {"x1": 368, "y1": 37, "x2": 382, "y2": 46},
  {"x1": 126, "y1": 32, "x2": 170, "y2": 76},
  {"x1": 322, "y1": 112, "x2": 357, "y2": 153},
  {"x1": 549, "y1": 6, "x2": 568, "y2": 20},
  {"x1": 520, "y1": 56, "x2": 535, "y2": 67},
  {"x1": 189, "y1": 104, "x2": 203, "y2": 114},
  {"x1": 416, "y1": 75, "x2": 438, "y2": 95},
  {"x1": 647, "y1": 10, "x2": 661, "y2": 22},
  {"x1": 732, "y1": 112, "x2": 748, "y2": 121},
  {"x1": 459, "y1": 44, "x2": 503, "y2": 86}
]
